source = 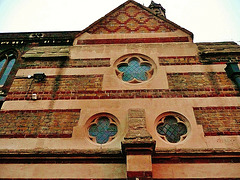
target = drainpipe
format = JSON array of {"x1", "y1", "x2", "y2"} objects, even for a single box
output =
[{"x1": 225, "y1": 62, "x2": 240, "y2": 91}]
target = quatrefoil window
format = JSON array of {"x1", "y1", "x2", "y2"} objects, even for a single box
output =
[
  {"x1": 88, "y1": 114, "x2": 118, "y2": 144},
  {"x1": 156, "y1": 113, "x2": 189, "y2": 143},
  {"x1": 116, "y1": 55, "x2": 154, "y2": 83}
]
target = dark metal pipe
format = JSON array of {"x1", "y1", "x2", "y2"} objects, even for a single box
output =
[{"x1": 225, "y1": 62, "x2": 240, "y2": 91}]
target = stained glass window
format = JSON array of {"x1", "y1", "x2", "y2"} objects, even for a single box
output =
[
  {"x1": 89, "y1": 116, "x2": 118, "y2": 144},
  {"x1": 116, "y1": 55, "x2": 154, "y2": 83},
  {"x1": 118, "y1": 58, "x2": 151, "y2": 82},
  {"x1": 0, "y1": 53, "x2": 16, "y2": 86},
  {"x1": 157, "y1": 115, "x2": 188, "y2": 143},
  {"x1": 0, "y1": 59, "x2": 6, "y2": 70}
]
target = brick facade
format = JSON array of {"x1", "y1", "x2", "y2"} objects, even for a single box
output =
[
  {"x1": 6, "y1": 72, "x2": 238, "y2": 101},
  {"x1": 193, "y1": 107, "x2": 240, "y2": 136},
  {"x1": 159, "y1": 56, "x2": 200, "y2": 65},
  {"x1": 21, "y1": 58, "x2": 110, "y2": 69},
  {"x1": 0, "y1": 109, "x2": 80, "y2": 138},
  {"x1": 167, "y1": 72, "x2": 239, "y2": 97},
  {"x1": 200, "y1": 54, "x2": 240, "y2": 64},
  {"x1": 77, "y1": 37, "x2": 189, "y2": 45},
  {"x1": 0, "y1": 0, "x2": 240, "y2": 179},
  {"x1": 6, "y1": 75, "x2": 103, "y2": 100}
]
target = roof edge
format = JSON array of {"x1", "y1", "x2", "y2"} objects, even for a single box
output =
[{"x1": 75, "y1": 0, "x2": 193, "y2": 39}]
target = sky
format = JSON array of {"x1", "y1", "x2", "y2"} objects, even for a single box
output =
[{"x1": 0, "y1": 0, "x2": 239, "y2": 43}]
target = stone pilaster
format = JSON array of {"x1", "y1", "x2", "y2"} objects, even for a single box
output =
[{"x1": 122, "y1": 109, "x2": 156, "y2": 179}]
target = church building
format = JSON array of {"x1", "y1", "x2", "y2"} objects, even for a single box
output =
[{"x1": 0, "y1": 0, "x2": 240, "y2": 179}]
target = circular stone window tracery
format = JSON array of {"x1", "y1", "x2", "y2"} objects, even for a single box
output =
[
  {"x1": 155, "y1": 112, "x2": 190, "y2": 143},
  {"x1": 87, "y1": 113, "x2": 119, "y2": 144},
  {"x1": 115, "y1": 54, "x2": 155, "y2": 83}
]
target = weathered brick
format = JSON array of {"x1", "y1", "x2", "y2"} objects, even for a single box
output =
[
  {"x1": 21, "y1": 58, "x2": 110, "y2": 69},
  {"x1": 193, "y1": 106, "x2": 240, "y2": 136},
  {"x1": 167, "y1": 72, "x2": 238, "y2": 94},
  {"x1": 7, "y1": 75, "x2": 103, "y2": 100},
  {"x1": 0, "y1": 109, "x2": 80, "y2": 138},
  {"x1": 159, "y1": 56, "x2": 200, "y2": 65}
]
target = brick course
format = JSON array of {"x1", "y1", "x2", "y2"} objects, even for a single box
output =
[
  {"x1": 167, "y1": 72, "x2": 238, "y2": 95},
  {"x1": 6, "y1": 88, "x2": 239, "y2": 101},
  {"x1": 193, "y1": 106, "x2": 240, "y2": 136},
  {"x1": 7, "y1": 75, "x2": 103, "y2": 100},
  {"x1": 159, "y1": 56, "x2": 200, "y2": 65},
  {"x1": 21, "y1": 58, "x2": 110, "y2": 69},
  {"x1": 5, "y1": 72, "x2": 239, "y2": 101},
  {"x1": 0, "y1": 109, "x2": 80, "y2": 138},
  {"x1": 200, "y1": 55, "x2": 240, "y2": 64},
  {"x1": 77, "y1": 37, "x2": 189, "y2": 45},
  {"x1": 6, "y1": 87, "x2": 239, "y2": 101}
]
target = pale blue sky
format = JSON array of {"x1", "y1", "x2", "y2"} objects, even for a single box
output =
[{"x1": 0, "y1": 0, "x2": 239, "y2": 43}]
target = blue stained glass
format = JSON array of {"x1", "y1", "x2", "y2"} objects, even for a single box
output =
[
  {"x1": 0, "y1": 59, "x2": 6, "y2": 70},
  {"x1": 157, "y1": 116, "x2": 187, "y2": 143},
  {"x1": 89, "y1": 116, "x2": 117, "y2": 144},
  {"x1": 118, "y1": 58, "x2": 151, "y2": 82},
  {"x1": 0, "y1": 58, "x2": 15, "y2": 85}
]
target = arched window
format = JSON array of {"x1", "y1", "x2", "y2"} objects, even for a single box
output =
[{"x1": 0, "y1": 51, "x2": 16, "y2": 86}]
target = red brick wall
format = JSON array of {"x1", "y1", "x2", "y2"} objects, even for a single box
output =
[
  {"x1": 200, "y1": 54, "x2": 240, "y2": 64},
  {"x1": 193, "y1": 106, "x2": 240, "y2": 136},
  {"x1": 158, "y1": 56, "x2": 240, "y2": 65},
  {"x1": 21, "y1": 58, "x2": 110, "y2": 69},
  {"x1": 77, "y1": 37, "x2": 189, "y2": 45},
  {"x1": 167, "y1": 72, "x2": 238, "y2": 97},
  {"x1": 7, "y1": 75, "x2": 103, "y2": 100},
  {"x1": 6, "y1": 71, "x2": 239, "y2": 101},
  {"x1": 159, "y1": 56, "x2": 200, "y2": 65},
  {"x1": 0, "y1": 109, "x2": 80, "y2": 138}
]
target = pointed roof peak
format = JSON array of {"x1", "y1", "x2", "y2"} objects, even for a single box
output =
[{"x1": 75, "y1": 0, "x2": 193, "y2": 39}]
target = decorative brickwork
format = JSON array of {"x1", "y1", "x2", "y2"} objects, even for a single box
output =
[
  {"x1": 21, "y1": 58, "x2": 110, "y2": 69},
  {"x1": 159, "y1": 56, "x2": 200, "y2": 65},
  {"x1": 6, "y1": 88, "x2": 239, "y2": 102},
  {"x1": 87, "y1": 2, "x2": 177, "y2": 34},
  {"x1": 0, "y1": 109, "x2": 80, "y2": 138},
  {"x1": 7, "y1": 75, "x2": 103, "y2": 100},
  {"x1": 77, "y1": 37, "x2": 189, "y2": 45},
  {"x1": 1, "y1": 1, "x2": 240, "y2": 179},
  {"x1": 167, "y1": 72, "x2": 239, "y2": 96},
  {"x1": 193, "y1": 107, "x2": 240, "y2": 136}
]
